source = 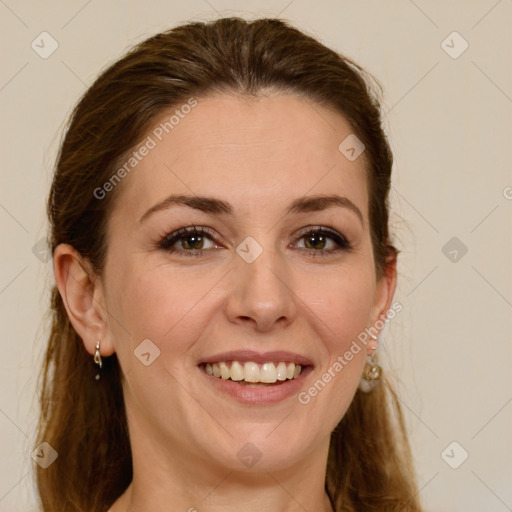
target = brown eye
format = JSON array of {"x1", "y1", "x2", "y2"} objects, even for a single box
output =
[
  {"x1": 294, "y1": 227, "x2": 352, "y2": 256},
  {"x1": 158, "y1": 226, "x2": 219, "y2": 257},
  {"x1": 178, "y1": 233, "x2": 205, "y2": 250},
  {"x1": 304, "y1": 232, "x2": 329, "y2": 250}
]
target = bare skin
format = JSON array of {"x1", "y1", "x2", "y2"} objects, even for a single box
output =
[{"x1": 54, "y1": 92, "x2": 397, "y2": 512}]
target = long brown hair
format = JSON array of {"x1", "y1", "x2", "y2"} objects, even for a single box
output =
[{"x1": 35, "y1": 17, "x2": 423, "y2": 511}]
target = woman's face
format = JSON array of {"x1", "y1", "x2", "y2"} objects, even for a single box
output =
[{"x1": 98, "y1": 92, "x2": 395, "y2": 474}]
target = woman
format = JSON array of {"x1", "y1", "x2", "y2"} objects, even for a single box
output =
[{"x1": 35, "y1": 16, "x2": 423, "y2": 512}]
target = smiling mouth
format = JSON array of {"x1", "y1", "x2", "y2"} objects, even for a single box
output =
[{"x1": 199, "y1": 361, "x2": 307, "y2": 386}]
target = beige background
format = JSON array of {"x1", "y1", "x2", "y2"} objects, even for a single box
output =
[{"x1": 1, "y1": 1, "x2": 511, "y2": 510}]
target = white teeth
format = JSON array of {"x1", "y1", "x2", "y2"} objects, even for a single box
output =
[
  {"x1": 260, "y1": 362, "x2": 277, "y2": 383},
  {"x1": 203, "y1": 361, "x2": 304, "y2": 383},
  {"x1": 219, "y1": 362, "x2": 230, "y2": 380},
  {"x1": 230, "y1": 361, "x2": 244, "y2": 381},
  {"x1": 244, "y1": 362, "x2": 260, "y2": 382},
  {"x1": 276, "y1": 362, "x2": 287, "y2": 381}
]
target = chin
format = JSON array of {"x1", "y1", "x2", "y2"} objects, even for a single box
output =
[{"x1": 205, "y1": 424, "x2": 317, "y2": 473}]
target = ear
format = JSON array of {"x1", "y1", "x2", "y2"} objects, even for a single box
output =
[
  {"x1": 53, "y1": 243, "x2": 116, "y2": 358},
  {"x1": 368, "y1": 249, "x2": 398, "y2": 351}
]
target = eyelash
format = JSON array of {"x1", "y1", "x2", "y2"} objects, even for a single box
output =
[{"x1": 157, "y1": 225, "x2": 353, "y2": 258}]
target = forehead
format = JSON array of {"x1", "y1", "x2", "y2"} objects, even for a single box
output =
[{"x1": 109, "y1": 92, "x2": 369, "y2": 226}]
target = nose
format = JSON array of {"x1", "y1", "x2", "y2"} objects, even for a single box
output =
[{"x1": 225, "y1": 237, "x2": 297, "y2": 332}]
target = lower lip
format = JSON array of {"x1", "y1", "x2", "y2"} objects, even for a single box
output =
[{"x1": 198, "y1": 365, "x2": 313, "y2": 405}]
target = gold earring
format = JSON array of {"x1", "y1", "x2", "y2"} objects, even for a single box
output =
[
  {"x1": 94, "y1": 341, "x2": 103, "y2": 368},
  {"x1": 358, "y1": 333, "x2": 382, "y2": 392},
  {"x1": 94, "y1": 341, "x2": 102, "y2": 381}
]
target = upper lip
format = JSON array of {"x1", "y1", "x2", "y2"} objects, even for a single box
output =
[{"x1": 199, "y1": 350, "x2": 314, "y2": 367}]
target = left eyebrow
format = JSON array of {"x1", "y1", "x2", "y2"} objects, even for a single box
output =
[
  {"x1": 286, "y1": 194, "x2": 364, "y2": 226},
  {"x1": 138, "y1": 193, "x2": 364, "y2": 227}
]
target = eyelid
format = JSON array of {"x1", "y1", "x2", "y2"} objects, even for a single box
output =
[{"x1": 294, "y1": 225, "x2": 342, "y2": 239}]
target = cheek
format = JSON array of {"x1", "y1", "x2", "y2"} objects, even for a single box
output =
[
  {"x1": 107, "y1": 261, "x2": 220, "y2": 360},
  {"x1": 297, "y1": 266, "x2": 374, "y2": 412},
  {"x1": 305, "y1": 263, "x2": 375, "y2": 347}
]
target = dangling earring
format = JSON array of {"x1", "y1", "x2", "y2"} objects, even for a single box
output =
[
  {"x1": 94, "y1": 341, "x2": 102, "y2": 381},
  {"x1": 358, "y1": 332, "x2": 382, "y2": 392}
]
